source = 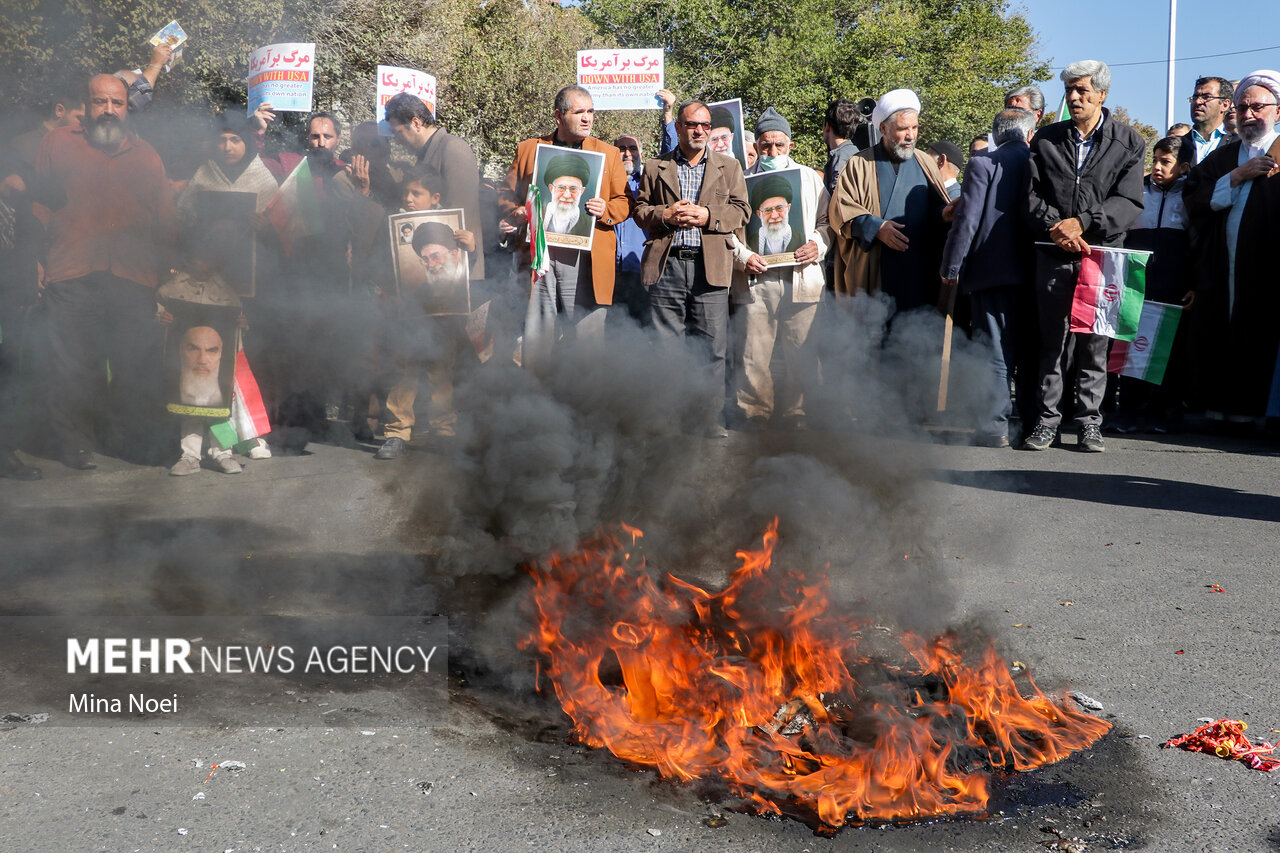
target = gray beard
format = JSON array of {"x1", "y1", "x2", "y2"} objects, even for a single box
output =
[
  {"x1": 87, "y1": 119, "x2": 125, "y2": 150},
  {"x1": 886, "y1": 141, "x2": 914, "y2": 162},
  {"x1": 545, "y1": 201, "x2": 581, "y2": 233},
  {"x1": 760, "y1": 223, "x2": 792, "y2": 253},
  {"x1": 621, "y1": 160, "x2": 636, "y2": 176},
  {"x1": 180, "y1": 371, "x2": 223, "y2": 407},
  {"x1": 1239, "y1": 120, "x2": 1273, "y2": 146},
  {"x1": 424, "y1": 255, "x2": 468, "y2": 289}
]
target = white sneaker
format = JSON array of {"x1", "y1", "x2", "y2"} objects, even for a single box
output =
[{"x1": 248, "y1": 439, "x2": 272, "y2": 459}]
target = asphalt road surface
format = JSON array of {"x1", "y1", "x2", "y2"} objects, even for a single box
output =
[{"x1": 2, "y1": 422, "x2": 1278, "y2": 853}]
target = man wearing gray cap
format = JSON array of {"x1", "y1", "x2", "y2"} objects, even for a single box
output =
[
  {"x1": 828, "y1": 88, "x2": 953, "y2": 315},
  {"x1": 1184, "y1": 69, "x2": 1280, "y2": 422},
  {"x1": 731, "y1": 107, "x2": 832, "y2": 429}
]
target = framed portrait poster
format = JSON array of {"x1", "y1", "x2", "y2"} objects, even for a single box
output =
[
  {"x1": 744, "y1": 168, "x2": 806, "y2": 268},
  {"x1": 388, "y1": 209, "x2": 472, "y2": 316},
  {"x1": 162, "y1": 301, "x2": 240, "y2": 419},
  {"x1": 707, "y1": 98, "x2": 748, "y2": 170},
  {"x1": 531, "y1": 144, "x2": 605, "y2": 252}
]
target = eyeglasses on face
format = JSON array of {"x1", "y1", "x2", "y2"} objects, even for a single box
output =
[{"x1": 1237, "y1": 101, "x2": 1277, "y2": 115}]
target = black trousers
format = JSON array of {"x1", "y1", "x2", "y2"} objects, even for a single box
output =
[
  {"x1": 1034, "y1": 254, "x2": 1108, "y2": 429},
  {"x1": 42, "y1": 273, "x2": 161, "y2": 458}
]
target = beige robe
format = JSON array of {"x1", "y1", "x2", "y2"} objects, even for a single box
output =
[{"x1": 827, "y1": 147, "x2": 952, "y2": 298}]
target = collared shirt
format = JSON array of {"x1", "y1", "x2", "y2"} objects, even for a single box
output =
[
  {"x1": 671, "y1": 147, "x2": 706, "y2": 249},
  {"x1": 33, "y1": 125, "x2": 175, "y2": 289},
  {"x1": 1192, "y1": 124, "x2": 1227, "y2": 162},
  {"x1": 1070, "y1": 110, "x2": 1107, "y2": 175}
]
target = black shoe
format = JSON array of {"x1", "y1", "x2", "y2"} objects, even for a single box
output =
[
  {"x1": 0, "y1": 449, "x2": 41, "y2": 480},
  {"x1": 1078, "y1": 424, "x2": 1106, "y2": 452},
  {"x1": 62, "y1": 449, "x2": 97, "y2": 470},
  {"x1": 374, "y1": 437, "x2": 407, "y2": 460},
  {"x1": 1021, "y1": 423, "x2": 1056, "y2": 451}
]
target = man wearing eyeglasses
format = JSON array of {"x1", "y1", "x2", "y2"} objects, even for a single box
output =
[
  {"x1": 1188, "y1": 76, "x2": 1235, "y2": 163},
  {"x1": 1184, "y1": 70, "x2": 1280, "y2": 422},
  {"x1": 634, "y1": 100, "x2": 751, "y2": 437},
  {"x1": 499, "y1": 85, "x2": 631, "y2": 359}
]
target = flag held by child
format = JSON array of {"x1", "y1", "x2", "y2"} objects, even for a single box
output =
[
  {"x1": 1069, "y1": 246, "x2": 1149, "y2": 341},
  {"x1": 1107, "y1": 300, "x2": 1181, "y2": 385}
]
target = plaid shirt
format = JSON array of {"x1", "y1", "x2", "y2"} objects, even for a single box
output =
[{"x1": 671, "y1": 148, "x2": 706, "y2": 249}]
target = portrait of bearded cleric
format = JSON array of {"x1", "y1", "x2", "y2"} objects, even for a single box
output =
[
  {"x1": 745, "y1": 168, "x2": 805, "y2": 267},
  {"x1": 388, "y1": 209, "x2": 472, "y2": 316},
  {"x1": 530, "y1": 143, "x2": 605, "y2": 251}
]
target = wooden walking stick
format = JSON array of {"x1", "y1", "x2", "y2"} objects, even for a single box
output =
[{"x1": 937, "y1": 280, "x2": 957, "y2": 411}]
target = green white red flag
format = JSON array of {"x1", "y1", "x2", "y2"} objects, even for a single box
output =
[
  {"x1": 209, "y1": 349, "x2": 271, "y2": 448},
  {"x1": 1069, "y1": 247, "x2": 1149, "y2": 341},
  {"x1": 1054, "y1": 94, "x2": 1070, "y2": 122},
  {"x1": 265, "y1": 158, "x2": 323, "y2": 256},
  {"x1": 526, "y1": 182, "x2": 551, "y2": 285},
  {"x1": 1107, "y1": 300, "x2": 1182, "y2": 385}
]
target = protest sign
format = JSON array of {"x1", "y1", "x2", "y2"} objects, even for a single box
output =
[
  {"x1": 376, "y1": 65, "x2": 438, "y2": 134},
  {"x1": 745, "y1": 169, "x2": 805, "y2": 268},
  {"x1": 389, "y1": 209, "x2": 472, "y2": 316},
  {"x1": 247, "y1": 43, "x2": 315, "y2": 114},
  {"x1": 576, "y1": 49, "x2": 663, "y2": 111},
  {"x1": 531, "y1": 144, "x2": 605, "y2": 252}
]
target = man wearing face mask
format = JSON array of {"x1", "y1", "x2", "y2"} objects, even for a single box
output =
[
  {"x1": 729, "y1": 107, "x2": 831, "y2": 430},
  {"x1": 25, "y1": 74, "x2": 176, "y2": 469}
]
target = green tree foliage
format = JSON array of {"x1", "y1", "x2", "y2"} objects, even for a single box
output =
[
  {"x1": 0, "y1": 0, "x2": 308, "y2": 112},
  {"x1": 583, "y1": 0, "x2": 1049, "y2": 166},
  {"x1": 1110, "y1": 105, "x2": 1159, "y2": 167}
]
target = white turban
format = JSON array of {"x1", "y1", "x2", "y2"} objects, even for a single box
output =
[
  {"x1": 872, "y1": 88, "x2": 921, "y2": 126},
  {"x1": 1236, "y1": 70, "x2": 1280, "y2": 106}
]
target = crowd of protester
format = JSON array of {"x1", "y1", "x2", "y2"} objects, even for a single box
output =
[{"x1": 2, "y1": 48, "x2": 1278, "y2": 481}]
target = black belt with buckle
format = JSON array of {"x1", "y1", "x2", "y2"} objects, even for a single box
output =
[{"x1": 671, "y1": 247, "x2": 702, "y2": 260}]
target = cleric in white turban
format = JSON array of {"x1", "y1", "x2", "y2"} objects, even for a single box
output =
[
  {"x1": 1183, "y1": 68, "x2": 1280, "y2": 419},
  {"x1": 827, "y1": 87, "x2": 952, "y2": 314}
]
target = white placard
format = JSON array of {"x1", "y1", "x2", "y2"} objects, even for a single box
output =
[
  {"x1": 376, "y1": 65, "x2": 438, "y2": 134},
  {"x1": 576, "y1": 49, "x2": 664, "y2": 111},
  {"x1": 247, "y1": 42, "x2": 315, "y2": 115}
]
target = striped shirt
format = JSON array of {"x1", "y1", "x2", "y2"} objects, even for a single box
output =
[{"x1": 671, "y1": 148, "x2": 706, "y2": 248}]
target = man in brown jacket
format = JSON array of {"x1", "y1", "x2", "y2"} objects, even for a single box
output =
[
  {"x1": 634, "y1": 100, "x2": 751, "y2": 436},
  {"x1": 499, "y1": 85, "x2": 630, "y2": 362}
]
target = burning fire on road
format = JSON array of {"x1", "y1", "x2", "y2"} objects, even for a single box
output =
[{"x1": 522, "y1": 519, "x2": 1110, "y2": 834}]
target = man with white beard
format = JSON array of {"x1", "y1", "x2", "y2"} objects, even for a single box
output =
[
  {"x1": 170, "y1": 325, "x2": 241, "y2": 475},
  {"x1": 828, "y1": 88, "x2": 953, "y2": 316},
  {"x1": 1184, "y1": 69, "x2": 1280, "y2": 422},
  {"x1": 731, "y1": 107, "x2": 831, "y2": 429},
  {"x1": 412, "y1": 222, "x2": 470, "y2": 294},
  {"x1": 22, "y1": 74, "x2": 176, "y2": 470},
  {"x1": 541, "y1": 155, "x2": 592, "y2": 237}
]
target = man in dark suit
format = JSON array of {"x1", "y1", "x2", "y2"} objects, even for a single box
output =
[
  {"x1": 635, "y1": 100, "x2": 751, "y2": 436},
  {"x1": 940, "y1": 107, "x2": 1039, "y2": 447}
]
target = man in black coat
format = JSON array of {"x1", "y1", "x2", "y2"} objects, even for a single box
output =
[
  {"x1": 940, "y1": 107, "x2": 1038, "y2": 447},
  {"x1": 1021, "y1": 60, "x2": 1145, "y2": 453}
]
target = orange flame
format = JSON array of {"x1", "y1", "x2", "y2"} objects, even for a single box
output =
[{"x1": 521, "y1": 519, "x2": 1110, "y2": 832}]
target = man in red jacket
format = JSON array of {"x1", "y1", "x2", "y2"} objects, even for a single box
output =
[{"x1": 31, "y1": 74, "x2": 176, "y2": 469}]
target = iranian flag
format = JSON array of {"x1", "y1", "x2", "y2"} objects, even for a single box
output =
[
  {"x1": 1069, "y1": 247, "x2": 1149, "y2": 341},
  {"x1": 526, "y1": 182, "x2": 551, "y2": 285},
  {"x1": 1107, "y1": 301, "x2": 1182, "y2": 385},
  {"x1": 1053, "y1": 94, "x2": 1070, "y2": 122},
  {"x1": 265, "y1": 158, "x2": 323, "y2": 256},
  {"x1": 209, "y1": 350, "x2": 271, "y2": 449}
]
